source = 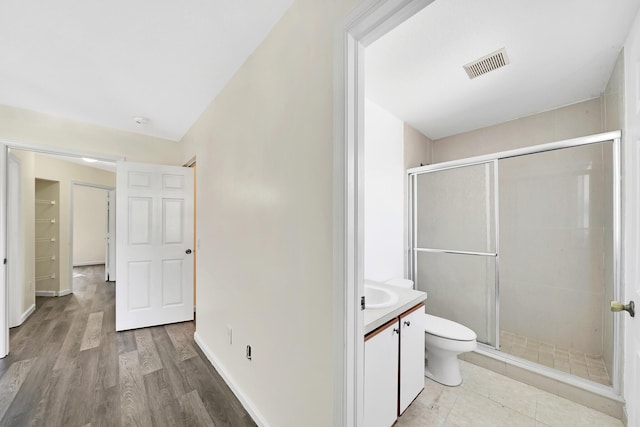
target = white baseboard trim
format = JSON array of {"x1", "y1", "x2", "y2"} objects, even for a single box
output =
[
  {"x1": 193, "y1": 332, "x2": 270, "y2": 427},
  {"x1": 73, "y1": 261, "x2": 105, "y2": 267},
  {"x1": 36, "y1": 289, "x2": 73, "y2": 297},
  {"x1": 35, "y1": 290, "x2": 57, "y2": 297},
  {"x1": 16, "y1": 304, "x2": 36, "y2": 326}
]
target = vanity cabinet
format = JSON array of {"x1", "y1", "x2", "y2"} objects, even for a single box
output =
[
  {"x1": 399, "y1": 304, "x2": 425, "y2": 413},
  {"x1": 364, "y1": 303, "x2": 425, "y2": 426},
  {"x1": 364, "y1": 318, "x2": 399, "y2": 427}
]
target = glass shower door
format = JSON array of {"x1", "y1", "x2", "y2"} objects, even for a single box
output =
[
  {"x1": 412, "y1": 161, "x2": 497, "y2": 346},
  {"x1": 498, "y1": 141, "x2": 615, "y2": 386}
]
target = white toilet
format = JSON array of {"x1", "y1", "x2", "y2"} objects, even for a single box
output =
[
  {"x1": 385, "y1": 278, "x2": 477, "y2": 386},
  {"x1": 423, "y1": 314, "x2": 477, "y2": 386}
]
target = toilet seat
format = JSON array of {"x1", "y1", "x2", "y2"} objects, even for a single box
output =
[{"x1": 424, "y1": 314, "x2": 476, "y2": 342}]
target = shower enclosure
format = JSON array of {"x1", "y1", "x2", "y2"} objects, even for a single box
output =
[{"x1": 408, "y1": 131, "x2": 620, "y2": 391}]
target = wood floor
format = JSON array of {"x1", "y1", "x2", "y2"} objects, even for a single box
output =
[{"x1": 0, "y1": 265, "x2": 256, "y2": 427}]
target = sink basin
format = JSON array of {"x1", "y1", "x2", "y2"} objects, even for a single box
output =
[{"x1": 364, "y1": 284, "x2": 399, "y2": 309}]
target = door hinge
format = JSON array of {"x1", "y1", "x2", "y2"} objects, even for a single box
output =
[
  {"x1": 360, "y1": 296, "x2": 365, "y2": 310},
  {"x1": 3, "y1": 258, "x2": 6, "y2": 265}
]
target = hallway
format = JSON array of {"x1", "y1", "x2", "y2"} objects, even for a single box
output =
[{"x1": 0, "y1": 265, "x2": 255, "y2": 427}]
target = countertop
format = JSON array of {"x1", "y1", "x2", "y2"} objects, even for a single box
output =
[{"x1": 364, "y1": 282, "x2": 427, "y2": 335}]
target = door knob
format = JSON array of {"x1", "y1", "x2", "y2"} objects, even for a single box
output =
[
  {"x1": 185, "y1": 249, "x2": 192, "y2": 254},
  {"x1": 610, "y1": 300, "x2": 635, "y2": 317}
]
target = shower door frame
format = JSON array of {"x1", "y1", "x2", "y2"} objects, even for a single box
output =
[
  {"x1": 407, "y1": 130, "x2": 622, "y2": 395},
  {"x1": 409, "y1": 159, "x2": 500, "y2": 347}
]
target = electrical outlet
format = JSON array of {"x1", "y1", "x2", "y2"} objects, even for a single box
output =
[{"x1": 227, "y1": 326, "x2": 233, "y2": 345}]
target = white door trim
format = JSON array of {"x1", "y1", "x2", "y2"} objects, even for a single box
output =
[
  {"x1": 7, "y1": 153, "x2": 23, "y2": 328},
  {"x1": 0, "y1": 145, "x2": 7, "y2": 357},
  {"x1": 333, "y1": 1, "x2": 435, "y2": 425},
  {"x1": 622, "y1": 9, "x2": 640, "y2": 424},
  {"x1": 0, "y1": 139, "x2": 123, "y2": 358},
  {"x1": 70, "y1": 182, "x2": 115, "y2": 290}
]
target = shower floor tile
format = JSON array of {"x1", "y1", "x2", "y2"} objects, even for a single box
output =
[{"x1": 499, "y1": 330, "x2": 611, "y2": 386}]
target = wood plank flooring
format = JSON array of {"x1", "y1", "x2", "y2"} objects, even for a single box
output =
[{"x1": 0, "y1": 265, "x2": 256, "y2": 427}]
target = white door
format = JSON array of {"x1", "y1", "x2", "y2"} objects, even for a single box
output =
[
  {"x1": 624, "y1": 10, "x2": 640, "y2": 426},
  {"x1": 7, "y1": 154, "x2": 23, "y2": 328},
  {"x1": 105, "y1": 189, "x2": 116, "y2": 282},
  {"x1": 115, "y1": 161, "x2": 194, "y2": 331}
]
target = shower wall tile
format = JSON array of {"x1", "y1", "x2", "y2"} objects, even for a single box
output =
[
  {"x1": 431, "y1": 98, "x2": 603, "y2": 163},
  {"x1": 555, "y1": 100, "x2": 604, "y2": 141}
]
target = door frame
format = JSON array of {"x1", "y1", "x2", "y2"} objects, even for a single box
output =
[
  {"x1": 69, "y1": 181, "x2": 115, "y2": 291},
  {"x1": 335, "y1": 0, "x2": 638, "y2": 424},
  {"x1": 106, "y1": 189, "x2": 117, "y2": 282},
  {"x1": 0, "y1": 138, "x2": 122, "y2": 358},
  {"x1": 333, "y1": 1, "x2": 435, "y2": 425},
  {"x1": 7, "y1": 153, "x2": 24, "y2": 328}
]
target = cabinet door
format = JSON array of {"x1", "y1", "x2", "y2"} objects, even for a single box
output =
[
  {"x1": 364, "y1": 319, "x2": 399, "y2": 427},
  {"x1": 399, "y1": 304, "x2": 425, "y2": 414}
]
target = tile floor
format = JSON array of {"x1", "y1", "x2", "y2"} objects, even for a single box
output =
[
  {"x1": 396, "y1": 360, "x2": 623, "y2": 427},
  {"x1": 499, "y1": 330, "x2": 611, "y2": 386}
]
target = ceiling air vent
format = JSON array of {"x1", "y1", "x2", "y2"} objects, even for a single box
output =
[{"x1": 463, "y1": 48, "x2": 510, "y2": 79}]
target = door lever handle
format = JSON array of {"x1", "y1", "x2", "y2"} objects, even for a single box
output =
[{"x1": 610, "y1": 300, "x2": 635, "y2": 317}]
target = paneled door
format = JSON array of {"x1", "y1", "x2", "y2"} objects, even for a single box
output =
[
  {"x1": 115, "y1": 161, "x2": 194, "y2": 331},
  {"x1": 623, "y1": 10, "x2": 640, "y2": 425}
]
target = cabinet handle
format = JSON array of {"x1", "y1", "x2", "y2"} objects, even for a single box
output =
[
  {"x1": 393, "y1": 328, "x2": 399, "y2": 335},
  {"x1": 404, "y1": 321, "x2": 411, "y2": 327}
]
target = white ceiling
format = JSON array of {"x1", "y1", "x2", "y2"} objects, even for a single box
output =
[
  {"x1": 365, "y1": 0, "x2": 640, "y2": 140},
  {"x1": 0, "y1": 0, "x2": 293, "y2": 142}
]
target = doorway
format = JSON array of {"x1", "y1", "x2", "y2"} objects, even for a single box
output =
[
  {"x1": 71, "y1": 183, "x2": 116, "y2": 285},
  {"x1": 0, "y1": 143, "x2": 122, "y2": 358},
  {"x1": 335, "y1": 0, "x2": 640, "y2": 425}
]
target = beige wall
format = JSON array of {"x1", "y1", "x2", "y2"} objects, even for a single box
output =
[
  {"x1": 604, "y1": 51, "x2": 625, "y2": 133},
  {"x1": 179, "y1": 0, "x2": 357, "y2": 425},
  {"x1": 73, "y1": 186, "x2": 109, "y2": 266},
  {"x1": 404, "y1": 123, "x2": 432, "y2": 168},
  {"x1": 32, "y1": 155, "x2": 115, "y2": 293},
  {"x1": 0, "y1": 104, "x2": 182, "y2": 165},
  {"x1": 11, "y1": 150, "x2": 35, "y2": 314},
  {"x1": 432, "y1": 98, "x2": 604, "y2": 163}
]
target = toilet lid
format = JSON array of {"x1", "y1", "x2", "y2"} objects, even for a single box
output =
[{"x1": 424, "y1": 314, "x2": 477, "y2": 341}]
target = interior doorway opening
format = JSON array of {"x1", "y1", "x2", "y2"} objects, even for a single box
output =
[{"x1": 0, "y1": 142, "x2": 121, "y2": 358}]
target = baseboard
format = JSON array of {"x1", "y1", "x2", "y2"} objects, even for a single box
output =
[
  {"x1": 193, "y1": 332, "x2": 270, "y2": 427},
  {"x1": 35, "y1": 290, "x2": 58, "y2": 297},
  {"x1": 35, "y1": 289, "x2": 72, "y2": 297},
  {"x1": 14, "y1": 304, "x2": 36, "y2": 326},
  {"x1": 73, "y1": 261, "x2": 105, "y2": 267}
]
